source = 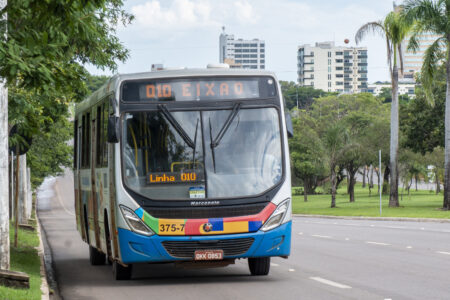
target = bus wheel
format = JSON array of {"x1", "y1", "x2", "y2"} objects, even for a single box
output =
[
  {"x1": 248, "y1": 257, "x2": 270, "y2": 276},
  {"x1": 113, "y1": 261, "x2": 132, "y2": 280},
  {"x1": 89, "y1": 245, "x2": 106, "y2": 265}
]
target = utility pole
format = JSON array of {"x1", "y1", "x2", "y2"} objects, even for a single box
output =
[{"x1": 0, "y1": 0, "x2": 9, "y2": 270}]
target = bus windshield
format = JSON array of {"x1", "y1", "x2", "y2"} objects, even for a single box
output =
[{"x1": 122, "y1": 107, "x2": 282, "y2": 200}]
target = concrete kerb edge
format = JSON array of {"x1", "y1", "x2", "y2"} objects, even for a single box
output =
[
  {"x1": 35, "y1": 210, "x2": 50, "y2": 300},
  {"x1": 293, "y1": 214, "x2": 450, "y2": 223}
]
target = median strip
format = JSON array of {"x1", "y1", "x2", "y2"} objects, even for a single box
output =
[{"x1": 310, "y1": 277, "x2": 352, "y2": 289}]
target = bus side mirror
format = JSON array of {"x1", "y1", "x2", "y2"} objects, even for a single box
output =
[
  {"x1": 285, "y1": 112, "x2": 294, "y2": 138},
  {"x1": 107, "y1": 116, "x2": 120, "y2": 143}
]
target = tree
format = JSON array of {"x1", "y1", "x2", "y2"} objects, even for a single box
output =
[
  {"x1": 323, "y1": 122, "x2": 348, "y2": 208},
  {"x1": 403, "y1": 0, "x2": 450, "y2": 209},
  {"x1": 401, "y1": 70, "x2": 445, "y2": 154},
  {"x1": 0, "y1": 0, "x2": 132, "y2": 270},
  {"x1": 289, "y1": 113, "x2": 327, "y2": 202},
  {"x1": 0, "y1": 0, "x2": 8, "y2": 271},
  {"x1": 356, "y1": 11, "x2": 412, "y2": 207},
  {"x1": 279, "y1": 81, "x2": 333, "y2": 110},
  {"x1": 27, "y1": 119, "x2": 72, "y2": 188},
  {"x1": 426, "y1": 146, "x2": 444, "y2": 194}
]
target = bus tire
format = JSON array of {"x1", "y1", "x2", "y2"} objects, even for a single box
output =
[
  {"x1": 248, "y1": 257, "x2": 270, "y2": 276},
  {"x1": 89, "y1": 245, "x2": 106, "y2": 265},
  {"x1": 113, "y1": 261, "x2": 132, "y2": 280}
]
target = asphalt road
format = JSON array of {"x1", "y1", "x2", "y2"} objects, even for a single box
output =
[{"x1": 37, "y1": 170, "x2": 450, "y2": 300}]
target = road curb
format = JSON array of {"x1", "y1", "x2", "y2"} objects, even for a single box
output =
[
  {"x1": 293, "y1": 214, "x2": 450, "y2": 223},
  {"x1": 35, "y1": 211, "x2": 50, "y2": 300}
]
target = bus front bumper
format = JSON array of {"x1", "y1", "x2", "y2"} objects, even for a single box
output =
[{"x1": 117, "y1": 221, "x2": 291, "y2": 264}]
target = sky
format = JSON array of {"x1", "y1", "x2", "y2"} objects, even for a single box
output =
[{"x1": 87, "y1": 0, "x2": 400, "y2": 83}]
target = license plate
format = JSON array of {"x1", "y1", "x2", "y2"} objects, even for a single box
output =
[{"x1": 194, "y1": 250, "x2": 224, "y2": 261}]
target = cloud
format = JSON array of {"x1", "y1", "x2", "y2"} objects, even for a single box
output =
[
  {"x1": 234, "y1": 1, "x2": 259, "y2": 24},
  {"x1": 130, "y1": 0, "x2": 258, "y2": 31}
]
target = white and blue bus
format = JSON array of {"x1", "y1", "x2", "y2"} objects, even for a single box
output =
[{"x1": 74, "y1": 66, "x2": 293, "y2": 280}]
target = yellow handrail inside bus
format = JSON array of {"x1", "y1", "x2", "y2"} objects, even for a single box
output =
[
  {"x1": 170, "y1": 161, "x2": 204, "y2": 172},
  {"x1": 144, "y1": 114, "x2": 149, "y2": 174},
  {"x1": 128, "y1": 124, "x2": 138, "y2": 166}
]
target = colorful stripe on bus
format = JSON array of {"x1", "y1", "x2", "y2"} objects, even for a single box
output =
[{"x1": 134, "y1": 203, "x2": 276, "y2": 236}]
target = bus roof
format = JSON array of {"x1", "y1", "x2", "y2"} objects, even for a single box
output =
[{"x1": 75, "y1": 68, "x2": 277, "y2": 115}]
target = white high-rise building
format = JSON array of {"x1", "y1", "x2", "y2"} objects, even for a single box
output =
[
  {"x1": 219, "y1": 28, "x2": 265, "y2": 69},
  {"x1": 394, "y1": 3, "x2": 441, "y2": 81},
  {"x1": 400, "y1": 32, "x2": 441, "y2": 81},
  {"x1": 297, "y1": 41, "x2": 368, "y2": 93}
]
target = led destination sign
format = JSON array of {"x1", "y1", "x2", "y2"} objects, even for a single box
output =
[
  {"x1": 147, "y1": 171, "x2": 204, "y2": 184},
  {"x1": 121, "y1": 77, "x2": 277, "y2": 102}
]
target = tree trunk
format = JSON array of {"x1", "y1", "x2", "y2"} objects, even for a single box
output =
[
  {"x1": 369, "y1": 165, "x2": 374, "y2": 188},
  {"x1": 303, "y1": 180, "x2": 308, "y2": 202},
  {"x1": 0, "y1": 29, "x2": 9, "y2": 269},
  {"x1": 383, "y1": 165, "x2": 390, "y2": 195},
  {"x1": 362, "y1": 167, "x2": 366, "y2": 188},
  {"x1": 436, "y1": 170, "x2": 440, "y2": 194},
  {"x1": 389, "y1": 63, "x2": 399, "y2": 207},
  {"x1": 444, "y1": 49, "x2": 450, "y2": 210},
  {"x1": 18, "y1": 155, "x2": 28, "y2": 224},
  {"x1": 349, "y1": 170, "x2": 355, "y2": 203},
  {"x1": 346, "y1": 172, "x2": 350, "y2": 194},
  {"x1": 415, "y1": 174, "x2": 418, "y2": 192},
  {"x1": 331, "y1": 167, "x2": 337, "y2": 208},
  {"x1": 375, "y1": 169, "x2": 380, "y2": 193}
]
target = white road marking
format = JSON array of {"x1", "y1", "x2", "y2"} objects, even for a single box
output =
[
  {"x1": 311, "y1": 234, "x2": 332, "y2": 239},
  {"x1": 270, "y1": 263, "x2": 279, "y2": 267},
  {"x1": 385, "y1": 226, "x2": 406, "y2": 229},
  {"x1": 370, "y1": 225, "x2": 375, "y2": 227},
  {"x1": 310, "y1": 277, "x2": 352, "y2": 289},
  {"x1": 420, "y1": 227, "x2": 425, "y2": 230},
  {"x1": 345, "y1": 238, "x2": 350, "y2": 241},
  {"x1": 366, "y1": 241, "x2": 390, "y2": 246},
  {"x1": 406, "y1": 246, "x2": 412, "y2": 249},
  {"x1": 436, "y1": 251, "x2": 450, "y2": 255},
  {"x1": 288, "y1": 268, "x2": 295, "y2": 272},
  {"x1": 298, "y1": 232, "x2": 303, "y2": 235}
]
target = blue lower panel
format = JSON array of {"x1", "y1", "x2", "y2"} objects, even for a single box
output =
[{"x1": 118, "y1": 221, "x2": 292, "y2": 264}]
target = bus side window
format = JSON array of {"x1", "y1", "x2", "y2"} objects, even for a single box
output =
[
  {"x1": 102, "y1": 102, "x2": 109, "y2": 167},
  {"x1": 86, "y1": 112, "x2": 91, "y2": 168},
  {"x1": 95, "y1": 102, "x2": 109, "y2": 168},
  {"x1": 74, "y1": 119, "x2": 78, "y2": 170},
  {"x1": 96, "y1": 105, "x2": 102, "y2": 167},
  {"x1": 81, "y1": 115, "x2": 86, "y2": 168},
  {"x1": 81, "y1": 113, "x2": 91, "y2": 169}
]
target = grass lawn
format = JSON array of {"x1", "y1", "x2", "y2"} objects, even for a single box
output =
[
  {"x1": 292, "y1": 185, "x2": 450, "y2": 219},
  {"x1": 0, "y1": 220, "x2": 42, "y2": 300}
]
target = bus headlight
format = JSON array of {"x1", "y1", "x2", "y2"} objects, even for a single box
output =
[
  {"x1": 119, "y1": 205, "x2": 155, "y2": 236},
  {"x1": 261, "y1": 199, "x2": 290, "y2": 232}
]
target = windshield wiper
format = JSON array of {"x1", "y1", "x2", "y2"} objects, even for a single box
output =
[
  {"x1": 192, "y1": 118, "x2": 199, "y2": 170},
  {"x1": 209, "y1": 118, "x2": 217, "y2": 172},
  {"x1": 210, "y1": 102, "x2": 241, "y2": 149},
  {"x1": 158, "y1": 104, "x2": 195, "y2": 149}
]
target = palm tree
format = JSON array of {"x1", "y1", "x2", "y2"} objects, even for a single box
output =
[
  {"x1": 403, "y1": 0, "x2": 450, "y2": 210},
  {"x1": 355, "y1": 11, "x2": 411, "y2": 207}
]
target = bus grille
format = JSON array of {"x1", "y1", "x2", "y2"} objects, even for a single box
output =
[
  {"x1": 162, "y1": 238, "x2": 255, "y2": 259},
  {"x1": 143, "y1": 203, "x2": 267, "y2": 219}
]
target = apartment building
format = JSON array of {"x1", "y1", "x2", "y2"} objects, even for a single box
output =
[
  {"x1": 219, "y1": 28, "x2": 265, "y2": 69},
  {"x1": 367, "y1": 82, "x2": 415, "y2": 98},
  {"x1": 297, "y1": 41, "x2": 368, "y2": 93}
]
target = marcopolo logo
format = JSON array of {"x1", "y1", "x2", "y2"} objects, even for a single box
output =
[
  {"x1": 190, "y1": 200, "x2": 220, "y2": 206},
  {"x1": 203, "y1": 223, "x2": 213, "y2": 232}
]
